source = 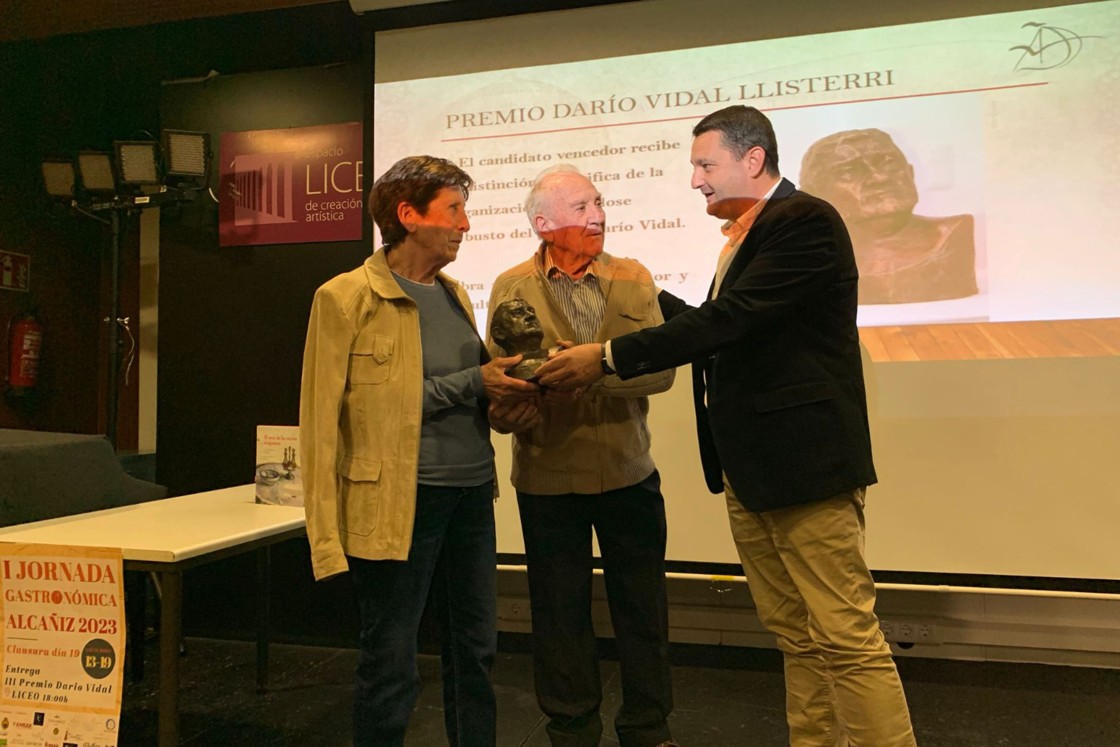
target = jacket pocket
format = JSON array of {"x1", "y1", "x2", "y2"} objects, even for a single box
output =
[
  {"x1": 618, "y1": 300, "x2": 649, "y2": 323},
  {"x1": 338, "y1": 455, "x2": 382, "y2": 536},
  {"x1": 349, "y1": 334, "x2": 394, "y2": 385},
  {"x1": 754, "y1": 381, "x2": 837, "y2": 412}
]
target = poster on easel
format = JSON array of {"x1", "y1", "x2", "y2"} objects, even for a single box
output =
[{"x1": 0, "y1": 543, "x2": 125, "y2": 747}]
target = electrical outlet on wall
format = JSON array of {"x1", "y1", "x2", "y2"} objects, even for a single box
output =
[{"x1": 878, "y1": 615, "x2": 940, "y2": 645}]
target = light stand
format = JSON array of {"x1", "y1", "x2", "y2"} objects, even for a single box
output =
[
  {"x1": 106, "y1": 208, "x2": 122, "y2": 448},
  {"x1": 40, "y1": 132, "x2": 211, "y2": 450}
]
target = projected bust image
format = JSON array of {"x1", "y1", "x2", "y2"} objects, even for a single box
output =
[{"x1": 800, "y1": 128, "x2": 979, "y2": 306}]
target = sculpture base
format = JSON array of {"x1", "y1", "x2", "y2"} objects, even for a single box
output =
[{"x1": 503, "y1": 347, "x2": 556, "y2": 381}]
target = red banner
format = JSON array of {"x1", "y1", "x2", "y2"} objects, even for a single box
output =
[{"x1": 219, "y1": 122, "x2": 363, "y2": 247}]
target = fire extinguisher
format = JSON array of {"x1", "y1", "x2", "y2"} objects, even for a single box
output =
[{"x1": 6, "y1": 310, "x2": 43, "y2": 397}]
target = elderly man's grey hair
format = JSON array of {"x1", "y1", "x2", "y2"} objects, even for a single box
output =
[{"x1": 523, "y1": 163, "x2": 584, "y2": 236}]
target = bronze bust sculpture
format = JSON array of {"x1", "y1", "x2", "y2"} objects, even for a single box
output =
[{"x1": 490, "y1": 298, "x2": 551, "y2": 380}]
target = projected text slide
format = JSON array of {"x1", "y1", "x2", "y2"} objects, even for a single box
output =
[{"x1": 374, "y1": 1, "x2": 1119, "y2": 360}]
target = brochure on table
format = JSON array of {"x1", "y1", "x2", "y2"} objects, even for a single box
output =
[{"x1": 255, "y1": 425, "x2": 304, "y2": 507}]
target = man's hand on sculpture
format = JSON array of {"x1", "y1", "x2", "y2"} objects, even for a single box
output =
[
  {"x1": 481, "y1": 355, "x2": 539, "y2": 403},
  {"x1": 541, "y1": 339, "x2": 584, "y2": 401},
  {"x1": 535, "y1": 343, "x2": 604, "y2": 390},
  {"x1": 488, "y1": 398, "x2": 543, "y2": 434}
]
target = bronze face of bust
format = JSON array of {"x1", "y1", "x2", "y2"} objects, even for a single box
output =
[
  {"x1": 490, "y1": 298, "x2": 549, "y2": 380},
  {"x1": 800, "y1": 128, "x2": 978, "y2": 305}
]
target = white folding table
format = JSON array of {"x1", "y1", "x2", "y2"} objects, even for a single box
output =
[{"x1": 0, "y1": 484, "x2": 306, "y2": 746}]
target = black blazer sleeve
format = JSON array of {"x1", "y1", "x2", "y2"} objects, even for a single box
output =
[
  {"x1": 657, "y1": 288, "x2": 693, "y2": 322},
  {"x1": 614, "y1": 196, "x2": 846, "y2": 378}
]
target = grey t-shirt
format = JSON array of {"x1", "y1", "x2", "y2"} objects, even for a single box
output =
[{"x1": 394, "y1": 273, "x2": 494, "y2": 486}]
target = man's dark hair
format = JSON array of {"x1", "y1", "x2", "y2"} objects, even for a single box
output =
[
  {"x1": 369, "y1": 155, "x2": 473, "y2": 247},
  {"x1": 692, "y1": 105, "x2": 780, "y2": 177}
]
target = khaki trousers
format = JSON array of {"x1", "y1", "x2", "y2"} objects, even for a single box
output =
[{"x1": 724, "y1": 484, "x2": 917, "y2": 747}]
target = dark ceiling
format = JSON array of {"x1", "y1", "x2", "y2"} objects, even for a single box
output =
[{"x1": 0, "y1": 0, "x2": 337, "y2": 42}]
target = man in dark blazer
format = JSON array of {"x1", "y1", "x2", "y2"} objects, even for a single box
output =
[{"x1": 536, "y1": 106, "x2": 917, "y2": 747}]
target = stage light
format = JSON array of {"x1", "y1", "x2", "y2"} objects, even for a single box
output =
[
  {"x1": 114, "y1": 141, "x2": 161, "y2": 186},
  {"x1": 43, "y1": 132, "x2": 211, "y2": 211},
  {"x1": 40, "y1": 131, "x2": 212, "y2": 449},
  {"x1": 41, "y1": 159, "x2": 76, "y2": 198},
  {"x1": 163, "y1": 130, "x2": 210, "y2": 178},
  {"x1": 77, "y1": 151, "x2": 116, "y2": 193}
]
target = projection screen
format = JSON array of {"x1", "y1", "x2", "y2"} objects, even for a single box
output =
[{"x1": 372, "y1": 0, "x2": 1120, "y2": 581}]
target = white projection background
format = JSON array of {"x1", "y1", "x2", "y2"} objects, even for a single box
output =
[{"x1": 373, "y1": 1, "x2": 1120, "y2": 580}]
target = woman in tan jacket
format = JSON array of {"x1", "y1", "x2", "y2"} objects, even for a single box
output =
[{"x1": 300, "y1": 155, "x2": 537, "y2": 747}]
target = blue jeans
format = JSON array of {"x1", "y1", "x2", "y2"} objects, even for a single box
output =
[{"x1": 349, "y1": 482, "x2": 497, "y2": 747}]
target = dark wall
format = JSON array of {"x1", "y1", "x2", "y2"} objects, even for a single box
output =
[
  {"x1": 153, "y1": 21, "x2": 373, "y2": 640},
  {"x1": 157, "y1": 62, "x2": 369, "y2": 497},
  {"x1": 159, "y1": 61, "x2": 371, "y2": 641},
  {"x1": 0, "y1": 188, "x2": 109, "y2": 434},
  {"x1": 0, "y1": 2, "x2": 363, "y2": 443},
  {"x1": 0, "y1": 3, "x2": 368, "y2": 641}
]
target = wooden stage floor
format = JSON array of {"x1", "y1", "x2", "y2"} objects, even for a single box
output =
[{"x1": 859, "y1": 317, "x2": 1120, "y2": 362}]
